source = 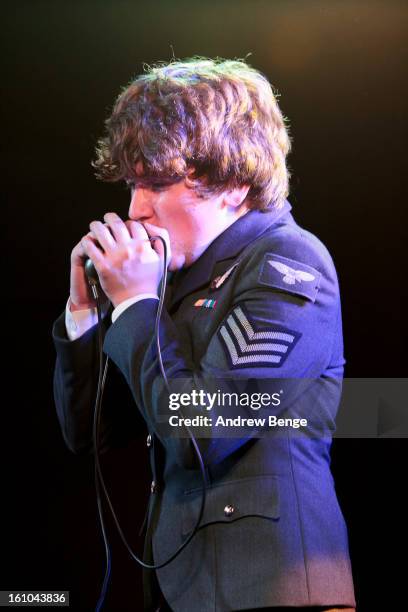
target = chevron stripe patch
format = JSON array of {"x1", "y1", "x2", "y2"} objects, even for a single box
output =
[{"x1": 218, "y1": 305, "x2": 301, "y2": 369}]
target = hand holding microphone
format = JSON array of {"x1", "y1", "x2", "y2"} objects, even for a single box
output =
[{"x1": 69, "y1": 212, "x2": 170, "y2": 311}]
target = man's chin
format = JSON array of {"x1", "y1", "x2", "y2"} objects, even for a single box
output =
[{"x1": 168, "y1": 253, "x2": 187, "y2": 271}]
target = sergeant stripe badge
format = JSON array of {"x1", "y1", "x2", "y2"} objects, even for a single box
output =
[{"x1": 218, "y1": 305, "x2": 301, "y2": 369}]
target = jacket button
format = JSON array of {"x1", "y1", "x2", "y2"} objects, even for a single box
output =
[
  {"x1": 146, "y1": 434, "x2": 152, "y2": 448},
  {"x1": 151, "y1": 480, "x2": 157, "y2": 493},
  {"x1": 224, "y1": 504, "x2": 234, "y2": 517}
]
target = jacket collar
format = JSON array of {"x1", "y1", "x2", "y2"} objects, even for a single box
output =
[{"x1": 169, "y1": 199, "x2": 292, "y2": 309}]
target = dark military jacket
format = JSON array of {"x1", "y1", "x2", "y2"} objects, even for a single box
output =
[{"x1": 52, "y1": 201, "x2": 356, "y2": 611}]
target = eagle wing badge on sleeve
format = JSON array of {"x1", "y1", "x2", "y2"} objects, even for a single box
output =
[{"x1": 259, "y1": 253, "x2": 321, "y2": 302}]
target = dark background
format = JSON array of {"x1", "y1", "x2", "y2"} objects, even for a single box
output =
[{"x1": 3, "y1": 1, "x2": 407, "y2": 610}]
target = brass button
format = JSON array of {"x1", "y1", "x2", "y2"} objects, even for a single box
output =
[
  {"x1": 151, "y1": 480, "x2": 156, "y2": 494},
  {"x1": 146, "y1": 434, "x2": 152, "y2": 448},
  {"x1": 224, "y1": 504, "x2": 234, "y2": 517}
]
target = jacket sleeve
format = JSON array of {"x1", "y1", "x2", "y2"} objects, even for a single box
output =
[
  {"x1": 103, "y1": 237, "x2": 344, "y2": 469},
  {"x1": 52, "y1": 310, "x2": 144, "y2": 455}
]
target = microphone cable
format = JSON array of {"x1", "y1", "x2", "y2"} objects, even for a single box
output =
[{"x1": 85, "y1": 236, "x2": 208, "y2": 611}]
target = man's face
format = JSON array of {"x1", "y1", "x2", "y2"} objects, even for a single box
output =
[{"x1": 128, "y1": 180, "x2": 247, "y2": 271}]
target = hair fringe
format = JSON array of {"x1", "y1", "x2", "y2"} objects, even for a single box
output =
[{"x1": 92, "y1": 56, "x2": 291, "y2": 210}]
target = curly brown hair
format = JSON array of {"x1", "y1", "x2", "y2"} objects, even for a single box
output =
[{"x1": 93, "y1": 57, "x2": 291, "y2": 210}]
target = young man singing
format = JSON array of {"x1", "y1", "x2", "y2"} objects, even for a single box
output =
[{"x1": 53, "y1": 58, "x2": 356, "y2": 612}]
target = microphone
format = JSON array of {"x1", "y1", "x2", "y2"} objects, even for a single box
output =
[
  {"x1": 84, "y1": 258, "x2": 99, "y2": 284},
  {"x1": 84, "y1": 258, "x2": 101, "y2": 300}
]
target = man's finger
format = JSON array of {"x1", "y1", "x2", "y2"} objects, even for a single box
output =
[
  {"x1": 143, "y1": 222, "x2": 172, "y2": 265},
  {"x1": 125, "y1": 220, "x2": 150, "y2": 242},
  {"x1": 89, "y1": 221, "x2": 116, "y2": 252},
  {"x1": 103, "y1": 212, "x2": 132, "y2": 244},
  {"x1": 81, "y1": 236, "x2": 105, "y2": 269}
]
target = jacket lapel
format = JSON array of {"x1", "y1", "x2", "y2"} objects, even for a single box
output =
[{"x1": 168, "y1": 201, "x2": 292, "y2": 310}]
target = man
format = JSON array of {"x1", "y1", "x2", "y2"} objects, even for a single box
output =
[{"x1": 52, "y1": 58, "x2": 356, "y2": 611}]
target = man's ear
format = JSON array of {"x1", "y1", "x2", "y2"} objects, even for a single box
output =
[{"x1": 222, "y1": 184, "x2": 251, "y2": 209}]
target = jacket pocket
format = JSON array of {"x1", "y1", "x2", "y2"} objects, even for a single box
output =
[{"x1": 182, "y1": 475, "x2": 280, "y2": 536}]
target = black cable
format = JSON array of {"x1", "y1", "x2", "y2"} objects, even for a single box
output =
[
  {"x1": 89, "y1": 283, "x2": 111, "y2": 612},
  {"x1": 88, "y1": 236, "x2": 208, "y2": 610}
]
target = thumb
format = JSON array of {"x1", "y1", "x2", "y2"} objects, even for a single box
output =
[{"x1": 143, "y1": 222, "x2": 172, "y2": 268}]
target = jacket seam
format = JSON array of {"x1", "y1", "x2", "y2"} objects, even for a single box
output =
[
  {"x1": 213, "y1": 526, "x2": 217, "y2": 612},
  {"x1": 287, "y1": 431, "x2": 311, "y2": 603}
]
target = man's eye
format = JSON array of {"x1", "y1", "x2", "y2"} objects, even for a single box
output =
[{"x1": 125, "y1": 180, "x2": 168, "y2": 192}]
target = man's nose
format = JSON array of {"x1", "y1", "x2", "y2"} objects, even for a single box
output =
[{"x1": 128, "y1": 188, "x2": 153, "y2": 221}]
